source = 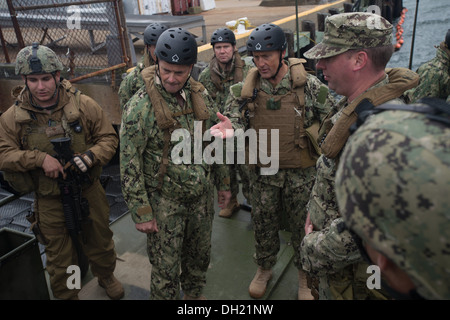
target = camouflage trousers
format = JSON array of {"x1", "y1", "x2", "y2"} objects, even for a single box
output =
[
  {"x1": 319, "y1": 263, "x2": 391, "y2": 300},
  {"x1": 229, "y1": 163, "x2": 252, "y2": 203},
  {"x1": 147, "y1": 188, "x2": 214, "y2": 300},
  {"x1": 37, "y1": 180, "x2": 117, "y2": 299},
  {"x1": 251, "y1": 166, "x2": 316, "y2": 270}
]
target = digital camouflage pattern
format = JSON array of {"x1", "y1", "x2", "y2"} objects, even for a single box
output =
[
  {"x1": 119, "y1": 23, "x2": 166, "y2": 108},
  {"x1": 224, "y1": 61, "x2": 335, "y2": 270},
  {"x1": 199, "y1": 54, "x2": 253, "y2": 113},
  {"x1": 146, "y1": 189, "x2": 214, "y2": 299},
  {"x1": 406, "y1": 42, "x2": 450, "y2": 102},
  {"x1": 199, "y1": 52, "x2": 253, "y2": 201},
  {"x1": 301, "y1": 70, "x2": 418, "y2": 300},
  {"x1": 120, "y1": 72, "x2": 229, "y2": 299},
  {"x1": 336, "y1": 105, "x2": 450, "y2": 300},
  {"x1": 120, "y1": 77, "x2": 229, "y2": 224},
  {"x1": 118, "y1": 52, "x2": 153, "y2": 109},
  {"x1": 15, "y1": 43, "x2": 63, "y2": 75},
  {"x1": 304, "y1": 12, "x2": 393, "y2": 60}
]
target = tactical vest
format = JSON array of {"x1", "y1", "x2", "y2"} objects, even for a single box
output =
[
  {"x1": 209, "y1": 51, "x2": 244, "y2": 98},
  {"x1": 240, "y1": 58, "x2": 320, "y2": 169},
  {"x1": 141, "y1": 66, "x2": 210, "y2": 189},
  {"x1": 7, "y1": 81, "x2": 100, "y2": 196},
  {"x1": 318, "y1": 68, "x2": 420, "y2": 159}
]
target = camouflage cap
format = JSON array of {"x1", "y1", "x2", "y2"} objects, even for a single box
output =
[
  {"x1": 336, "y1": 102, "x2": 450, "y2": 300},
  {"x1": 15, "y1": 43, "x2": 63, "y2": 75},
  {"x1": 304, "y1": 12, "x2": 393, "y2": 59}
]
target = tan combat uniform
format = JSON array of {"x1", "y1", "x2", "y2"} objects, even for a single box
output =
[{"x1": 0, "y1": 79, "x2": 119, "y2": 299}]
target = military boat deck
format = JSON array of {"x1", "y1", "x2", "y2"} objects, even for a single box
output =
[
  {"x1": 1, "y1": 0, "x2": 357, "y2": 301},
  {"x1": 0, "y1": 161, "x2": 312, "y2": 300}
]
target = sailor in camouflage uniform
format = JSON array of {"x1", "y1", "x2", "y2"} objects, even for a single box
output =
[
  {"x1": 0, "y1": 44, "x2": 123, "y2": 300},
  {"x1": 120, "y1": 28, "x2": 231, "y2": 300},
  {"x1": 199, "y1": 28, "x2": 254, "y2": 218},
  {"x1": 211, "y1": 23, "x2": 335, "y2": 299},
  {"x1": 336, "y1": 100, "x2": 450, "y2": 300},
  {"x1": 406, "y1": 29, "x2": 450, "y2": 102},
  {"x1": 300, "y1": 12, "x2": 419, "y2": 299},
  {"x1": 118, "y1": 23, "x2": 167, "y2": 108}
]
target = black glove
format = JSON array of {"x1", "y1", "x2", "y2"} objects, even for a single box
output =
[{"x1": 71, "y1": 150, "x2": 94, "y2": 173}]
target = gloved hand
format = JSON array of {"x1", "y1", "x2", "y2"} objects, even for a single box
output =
[{"x1": 71, "y1": 150, "x2": 94, "y2": 173}]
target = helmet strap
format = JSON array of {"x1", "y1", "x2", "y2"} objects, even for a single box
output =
[
  {"x1": 270, "y1": 51, "x2": 284, "y2": 80},
  {"x1": 146, "y1": 45, "x2": 156, "y2": 64}
]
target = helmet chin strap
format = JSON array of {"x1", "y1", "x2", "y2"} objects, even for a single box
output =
[
  {"x1": 147, "y1": 46, "x2": 156, "y2": 64},
  {"x1": 270, "y1": 51, "x2": 284, "y2": 80}
]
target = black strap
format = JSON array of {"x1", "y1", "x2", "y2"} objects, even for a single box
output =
[{"x1": 350, "y1": 97, "x2": 450, "y2": 134}]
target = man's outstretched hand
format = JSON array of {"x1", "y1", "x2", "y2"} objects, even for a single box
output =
[{"x1": 210, "y1": 112, "x2": 234, "y2": 139}]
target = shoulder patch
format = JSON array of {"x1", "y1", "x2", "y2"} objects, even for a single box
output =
[
  {"x1": 230, "y1": 83, "x2": 243, "y2": 98},
  {"x1": 317, "y1": 85, "x2": 329, "y2": 104}
]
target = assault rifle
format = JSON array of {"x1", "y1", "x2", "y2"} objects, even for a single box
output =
[{"x1": 51, "y1": 137, "x2": 90, "y2": 278}]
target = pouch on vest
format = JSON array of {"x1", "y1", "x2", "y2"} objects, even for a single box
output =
[
  {"x1": 1, "y1": 171, "x2": 34, "y2": 195},
  {"x1": 241, "y1": 58, "x2": 318, "y2": 169}
]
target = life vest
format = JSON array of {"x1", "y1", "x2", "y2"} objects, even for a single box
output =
[
  {"x1": 141, "y1": 65, "x2": 210, "y2": 189},
  {"x1": 209, "y1": 50, "x2": 245, "y2": 98},
  {"x1": 318, "y1": 68, "x2": 420, "y2": 159},
  {"x1": 240, "y1": 58, "x2": 320, "y2": 169}
]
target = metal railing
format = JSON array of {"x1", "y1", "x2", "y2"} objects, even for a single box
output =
[{"x1": 0, "y1": 0, "x2": 133, "y2": 81}]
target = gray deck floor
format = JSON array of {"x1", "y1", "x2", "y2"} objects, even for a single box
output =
[{"x1": 1, "y1": 163, "x2": 307, "y2": 300}]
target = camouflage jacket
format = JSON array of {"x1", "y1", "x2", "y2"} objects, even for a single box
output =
[
  {"x1": 120, "y1": 72, "x2": 230, "y2": 224},
  {"x1": 198, "y1": 52, "x2": 253, "y2": 113},
  {"x1": 301, "y1": 69, "x2": 419, "y2": 277},
  {"x1": 118, "y1": 52, "x2": 153, "y2": 109},
  {"x1": 223, "y1": 59, "x2": 335, "y2": 184},
  {"x1": 336, "y1": 107, "x2": 450, "y2": 300},
  {"x1": 406, "y1": 42, "x2": 450, "y2": 102}
]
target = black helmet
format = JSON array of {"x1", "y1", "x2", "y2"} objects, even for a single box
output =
[
  {"x1": 155, "y1": 28, "x2": 197, "y2": 65},
  {"x1": 143, "y1": 23, "x2": 168, "y2": 46},
  {"x1": 246, "y1": 23, "x2": 287, "y2": 53},
  {"x1": 211, "y1": 27, "x2": 236, "y2": 46}
]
